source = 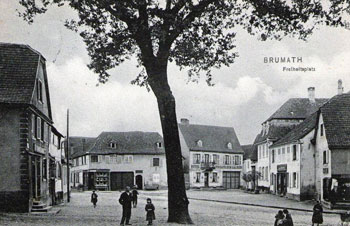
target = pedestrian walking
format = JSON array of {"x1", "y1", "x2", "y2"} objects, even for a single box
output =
[
  {"x1": 145, "y1": 198, "x2": 155, "y2": 226},
  {"x1": 283, "y1": 209, "x2": 294, "y2": 226},
  {"x1": 312, "y1": 200, "x2": 323, "y2": 226},
  {"x1": 119, "y1": 186, "x2": 133, "y2": 225},
  {"x1": 274, "y1": 210, "x2": 285, "y2": 226},
  {"x1": 91, "y1": 190, "x2": 98, "y2": 208},
  {"x1": 131, "y1": 186, "x2": 139, "y2": 208}
]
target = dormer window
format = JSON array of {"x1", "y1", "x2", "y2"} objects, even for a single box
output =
[
  {"x1": 156, "y1": 142, "x2": 162, "y2": 148},
  {"x1": 227, "y1": 142, "x2": 232, "y2": 149},
  {"x1": 109, "y1": 142, "x2": 117, "y2": 149},
  {"x1": 197, "y1": 140, "x2": 203, "y2": 147}
]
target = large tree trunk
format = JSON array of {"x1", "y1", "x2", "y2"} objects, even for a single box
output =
[{"x1": 148, "y1": 65, "x2": 193, "y2": 224}]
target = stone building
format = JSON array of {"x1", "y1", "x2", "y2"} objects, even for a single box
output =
[
  {"x1": 178, "y1": 119, "x2": 244, "y2": 189},
  {"x1": 70, "y1": 131, "x2": 167, "y2": 190},
  {"x1": 0, "y1": 43, "x2": 60, "y2": 212}
]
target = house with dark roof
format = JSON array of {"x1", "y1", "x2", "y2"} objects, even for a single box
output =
[
  {"x1": 0, "y1": 43, "x2": 64, "y2": 212},
  {"x1": 254, "y1": 87, "x2": 329, "y2": 191},
  {"x1": 178, "y1": 119, "x2": 244, "y2": 189},
  {"x1": 314, "y1": 90, "x2": 350, "y2": 208},
  {"x1": 269, "y1": 112, "x2": 318, "y2": 200},
  {"x1": 70, "y1": 131, "x2": 167, "y2": 191}
]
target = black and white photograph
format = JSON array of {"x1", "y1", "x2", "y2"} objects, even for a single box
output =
[{"x1": 1, "y1": 0, "x2": 350, "y2": 225}]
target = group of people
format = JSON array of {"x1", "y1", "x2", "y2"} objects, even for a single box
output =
[
  {"x1": 90, "y1": 186, "x2": 155, "y2": 226},
  {"x1": 274, "y1": 209, "x2": 294, "y2": 226}
]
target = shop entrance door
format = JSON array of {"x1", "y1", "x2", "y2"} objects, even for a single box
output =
[{"x1": 277, "y1": 173, "x2": 287, "y2": 195}]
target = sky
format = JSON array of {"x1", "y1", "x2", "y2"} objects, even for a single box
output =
[{"x1": 1, "y1": 1, "x2": 350, "y2": 144}]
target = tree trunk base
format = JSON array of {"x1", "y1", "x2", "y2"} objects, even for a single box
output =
[{"x1": 167, "y1": 214, "x2": 194, "y2": 224}]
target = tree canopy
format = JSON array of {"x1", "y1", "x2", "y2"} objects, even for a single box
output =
[{"x1": 19, "y1": 0, "x2": 349, "y2": 87}]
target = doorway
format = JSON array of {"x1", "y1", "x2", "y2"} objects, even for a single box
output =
[
  {"x1": 31, "y1": 156, "x2": 41, "y2": 199},
  {"x1": 110, "y1": 172, "x2": 134, "y2": 191},
  {"x1": 136, "y1": 175, "x2": 143, "y2": 190},
  {"x1": 223, "y1": 171, "x2": 240, "y2": 189},
  {"x1": 277, "y1": 173, "x2": 287, "y2": 195}
]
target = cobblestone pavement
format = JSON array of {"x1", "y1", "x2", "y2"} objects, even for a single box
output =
[{"x1": 0, "y1": 190, "x2": 343, "y2": 225}]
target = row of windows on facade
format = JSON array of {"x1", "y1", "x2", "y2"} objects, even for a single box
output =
[
  {"x1": 258, "y1": 123, "x2": 326, "y2": 161},
  {"x1": 108, "y1": 142, "x2": 162, "y2": 149},
  {"x1": 258, "y1": 144, "x2": 299, "y2": 162},
  {"x1": 194, "y1": 172, "x2": 218, "y2": 183},
  {"x1": 192, "y1": 153, "x2": 242, "y2": 165},
  {"x1": 71, "y1": 172, "x2": 161, "y2": 184},
  {"x1": 31, "y1": 114, "x2": 61, "y2": 149},
  {"x1": 260, "y1": 145, "x2": 330, "y2": 165},
  {"x1": 74, "y1": 155, "x2": 161, "y2": 167},
  {"x1": 196, "y1": 140, "x2": 234, "y2": 149}
]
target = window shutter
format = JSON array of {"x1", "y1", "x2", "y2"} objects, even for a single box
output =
[
  {"x1": 159, "y1": 158, "x2": 162, "y2": 167},
  {"x1": 150, "y1": 158, "x2": 153, "y2": 167}
]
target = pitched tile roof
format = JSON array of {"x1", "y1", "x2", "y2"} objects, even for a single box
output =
[
  {"x1": 320, "y1": 93, "x2": 350, "y2": 149},
  {"x1": 266, "y1": 98, "x2": 328, "y2": 122},
  {"x1": 250, "y1": 125, "x2": 296, "y2": 161},
  {"x1": 73, "y1": 131, "x2": 165, "y2": 157},
  {"x1": 242, "y1": 144, "x2": 253, "y2": 160},
  {"x1": 254, "y1": 124, "x2": 296, "y2": 144},
  {"x1": 249, "y1": 135, "x2": 260, "y2": 161},
  {"x1": 0, "y1": 43, "x2": 42, "y2": 104},
  {"x1": 178, "y1": 123, "x2": 244, "y2": 154},
  {"x1": 270, "y1": 112, "x2": 318, "y2": 148},
  {"x1": 70, "y1": 136, "x2": 96, "y2": 158}
]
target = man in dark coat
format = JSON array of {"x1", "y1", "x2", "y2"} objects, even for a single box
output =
[
  {"x1": 283, "y1": 209, "x2": 294, "y2": 226},
  {"x1": 312, "y1": 200, "x2": 323, "y2": 225},
  {"x1": 119, "y1": 186, "x2": 133, "y2": 225}
]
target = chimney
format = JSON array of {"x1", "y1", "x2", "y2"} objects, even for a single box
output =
[
  {"x1": 308, "y1": 87, "x2": 315, "y2": 103},
  {"x1": 338, "y1": 79, "x2": 344, "y2": 95},
  {"x1": 180, "y1": 118, "x2": 189, "y2": 125}
]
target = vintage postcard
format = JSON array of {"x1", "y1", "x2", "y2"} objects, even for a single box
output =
[{"x1": 0, "y1": 1, "x2": 350, "y2": 225}]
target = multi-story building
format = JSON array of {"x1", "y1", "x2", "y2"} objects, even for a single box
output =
[
  {"x1": 314, "y1": 90, "x2": 350, "y2": 209},
  {"x1": 178, "y1": 119, "x2": 244, "y2": 189},
  {"x1": 0, "y1": 43, "x2": 61, "y2": 212},
  {"x1": 253, "y1": 87, "x2": 328, "y2": 191},
  {"x1": 70, "y1": 131, "x2": 167, "y2": 191},
  {"x1": 269, "y1": 113, "x2": 318, "y2": 200}
]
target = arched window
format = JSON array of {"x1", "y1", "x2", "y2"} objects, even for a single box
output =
[
  {"x1": 197, "y1": 140, "x2": 203, "y2": 147},
  {"x1": 227, "y1": 142, "x2": 232, "y2": 149}
]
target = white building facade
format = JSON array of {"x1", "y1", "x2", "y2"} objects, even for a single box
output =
[
  {"x1": 179, "y1": 119, "x2": 244, "y2": 189},
  {"x1": 70, "y1": 132, "x2": 167, "y2": 191}
]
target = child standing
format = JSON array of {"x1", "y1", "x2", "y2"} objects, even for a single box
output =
[
  {"x1": 91, "y1": 190, "x2": 98, "y2": 208},
  {"x1": 132, "y1": 186, "x2": 139, "y2": 208},
  {"x1": 145, "y1": 198, "x2": 155, "y2": 225}
]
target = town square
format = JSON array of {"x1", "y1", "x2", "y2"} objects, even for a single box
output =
[{"x1": 1, "y1": 0, "x2": 350, "y2": 225}]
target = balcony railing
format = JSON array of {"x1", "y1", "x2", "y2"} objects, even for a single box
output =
[{"x1": 200, "y1": 161, "x2": 216, "y2": 171}]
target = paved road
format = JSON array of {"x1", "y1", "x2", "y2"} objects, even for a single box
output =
[{"x1": 0, "y1": 190, "x2": 343, "y2": 225}]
